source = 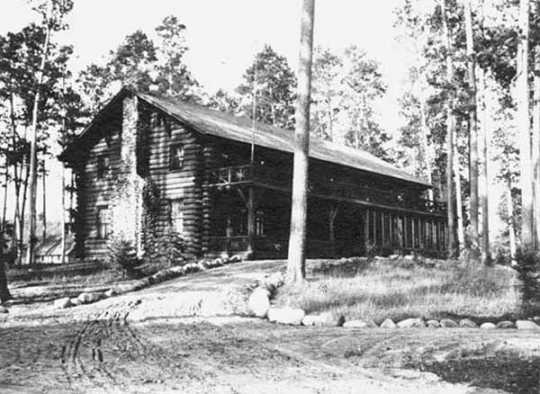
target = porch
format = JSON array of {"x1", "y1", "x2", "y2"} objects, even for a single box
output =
[{"x1": 203, "y1": 164, "x2": 447, "y2": 259}]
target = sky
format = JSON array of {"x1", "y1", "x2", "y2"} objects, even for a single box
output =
[{"x1": 1, "y1": 0, "x2": 413, "y2": 223}]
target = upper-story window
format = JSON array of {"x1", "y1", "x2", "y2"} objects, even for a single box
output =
[
  {"x1": 169, "y1": 143, "x2": 185, "y2": 170},
  {"x1": 97, "y1": 155, "x2": 110, "y2": 178}
]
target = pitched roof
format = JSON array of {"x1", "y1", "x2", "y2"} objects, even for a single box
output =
[{"x1": 62, "y1": 88, "x2": 430, "y2": 187}]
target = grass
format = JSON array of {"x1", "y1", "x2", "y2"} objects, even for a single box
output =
[{"x1": 274, "y1": 257, "x2": 521, "y2": 323}]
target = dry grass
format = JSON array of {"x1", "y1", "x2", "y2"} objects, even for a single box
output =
[{"x1": 274, "y1": 257, "x2": 521, "y2": 323}]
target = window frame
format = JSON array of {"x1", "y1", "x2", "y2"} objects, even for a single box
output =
[
  {"x1": 169, "y1": 198, "x2": 185, "y2": 235},
  {"x1": 169, "y1": 143, "x2": 185, "y2": 171},
  {"x1": 96, "y1": 155, "x2": 110, "y2": 179},
  {"x1": 96, "y1": 206, "x2": 110, "y2": 239}
]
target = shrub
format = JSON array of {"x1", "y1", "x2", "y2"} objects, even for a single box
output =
[
  {"x1": 145, "y1": 231, "x2": 186, "y2": 269},
  {"x1": 513, "y1": 248, "x2": 540, "y2": 315},
  {"x1": 107, "y1": 238, "x2": 142, "y2": 278}
]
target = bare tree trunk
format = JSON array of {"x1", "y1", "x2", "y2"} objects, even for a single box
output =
[
  {"x1": 441, "y1": 0, "x2": 456, "y2": 257},
  {"x1": 1, "y1": 163, "x2": 8, "y2": 232},
  {"x1": 287, "y1": 0, "x2": 315, "y2": 286},
  {"x1": 453, "y1": 128, "x2": 465, "y2": 254},
  {"x1": 478, "y1": 67, "x2": 491, "y2": 263},
  {"x1": 464, "y1": 0, "x2": 480, "y2": 254},
  {"x1": 41, "y1": 161, "x2": 47, "y2": 241},
  {"x1": 419, "y1": 99, "x2": 434, "y2": 201},
  {"x1": 507, "y1": 177, "x2": 517, "y2": 261},
  {"x1": 533, "y1": 43, "x2": 540, "y2": 248},
  {"x1": 61, "y1": 164, "x2": 66, "y2": 264},
  {"x1": 517, "y1": 0, "x2": 533, "y2": 250},
  {"x1": 26, "y1": 2, "x2": 51, "y2": 266}
]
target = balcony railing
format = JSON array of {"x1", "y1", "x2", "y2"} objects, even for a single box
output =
[{"x1": 206, "y1": 164, "x2": 446, "y2": 215}]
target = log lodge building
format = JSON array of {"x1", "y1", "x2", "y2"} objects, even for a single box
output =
[{"x1": 60, "y1": 87, "x2": 447, "y2": 260}]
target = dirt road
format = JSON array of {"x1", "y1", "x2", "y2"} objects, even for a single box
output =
[
  {"x1": 2, "y1": 260, "x2": 540, "y2": 393},
  {"x1": 2, "y1": 311, "x2": 540, "y2": 393}
]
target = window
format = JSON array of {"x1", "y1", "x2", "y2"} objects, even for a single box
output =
[
  {"x1": 169, "y1": 144, "x2": 184, "y2": 170},
  {"x1": 97, "y1": 155, "x2": 110, "y2": 178},
  {"x1": 169, "y1": 199, "x2": 184, "y2": 235},
  {"x1": 97, "y1": 206, "x2": 110, "y2": 239}
]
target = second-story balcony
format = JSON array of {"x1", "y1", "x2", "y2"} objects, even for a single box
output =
[{"x1": 206, "y1": 164, "x2": 447, "y2": 216}]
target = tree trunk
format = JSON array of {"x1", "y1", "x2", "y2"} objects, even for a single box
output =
[
  {"x1": 26, "y1": 2, "x2": 51, "y2": 266},
  {"x1": 41, "y1": 161, "x2": 47, "y2": 241},
  {"x1": 453, "y1": 126, "x2": 465, "y2": 254},
  {"x1": 419, "y1": 99, "x2": 434, "y2": 201},
  {"x1": 1, "y1": 163, "x2": 8, "y2": 232},
  {"x1": 533, "y1": 42, "x2": 540, "y2": 248},
  {"x1": 478, "y1": 67, "x2": 491, "y2": 263},
  {"x1": 464, "y1": 0, "x2": 480, "y2": 254},
  {"x1": 441, "y1": 0, "x2": 456, "y2": 257},
  {"x1": 61, "y1": 164, "x2": 66, "y2": 265},
  {"x1": 507, "y1": 177, "x2": 516, "y2": 261},
  {"x1": 287, "y1": 0, "x2": 315, "y2": 286},
  {"x1": 517, "y1": 0, "x2": 533, "y2": 250}
]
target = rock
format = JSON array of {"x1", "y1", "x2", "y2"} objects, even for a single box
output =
[
  {"x1": 343, "y1": 319, "x2": 376, "y2": 328},
  {"x1": 440, "y1": 319, "x2": 458, "y2": 328},
  {"x1": 480, "y1": 322, "x2": 496, "y2": 330},
  {"x1": 267, "y1": 307, "x2": 305, "y2": 325},
  {"x1": 380, "y1": 318, "x2": 396, "y2": 328},
  {"x1": 54, "y1": 297, "x2": 72, "y2": 309},
  {"x1": 459, "y1": 319, "x2": 478, "y2": 328},
  {"x1": 302, "y1": 312, "x2": 345, "y2": 327},
  {"x1": 426, "y1": 320, "x2": 440, "y2": 328},
  {"x1": 496, "y1": 320, "x2": 515, "y2": 329},
  {"x1": 104, "y1": 289, "x2": 116, "y2": 298},
  {"x1": 184, "y1": 262, "x2": 201, "y2": 273},
  {"x1": 248, "y1": 287, "x2": 270, "y2": 318},
  {"x1": 116, "y1": 283, "x2": 139, "y2": 294},
  {"x1": 516, "y1": 320, "x2": 540, "y2": 330},
  {"x1": 77, "y1": 292, "x2": 103, "y2": 304},
  {"x1": 70, "y1": 298, "x2": 82, "y2": 306},
  {"x1": 397, "y1": 318, "x2": 425, "y2": 328},
  {"x1": 262, "y1": 272, "x2": 284, "y2": 292},
  {"x1": 0, "y1": 305, "x2": 9, "y2": 314}
]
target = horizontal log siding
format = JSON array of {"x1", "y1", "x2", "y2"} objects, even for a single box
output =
[
  {"x1": 77, "y1": 132, "x2": 122, "y2": 259},
  {"x1": 145, "y1": 114, "x2": 203, "y2": 256}
]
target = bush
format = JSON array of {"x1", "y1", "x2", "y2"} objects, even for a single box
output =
[
  {"x1": 513, "y1": 248, "x2": 540, "y2": 315},
  {"x1": 145, "y1": 231, "x2": 186, "y2": 269},
  {"x1": 107, "y1": 238, "x2": 142, "y2": 278}
]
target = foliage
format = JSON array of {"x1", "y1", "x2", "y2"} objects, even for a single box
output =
[
  {"x1": 146, "y1": 231, "x2": 186, "y2": 268},
  {"x1": 514, "y1": 248, "x2": 540, "y2": 315},
  {"x1": 78, "y1": 15, "x2": 200, "y2": 113},
  {"x1": 236, "y1": 45, "x2": 297, "y2": 129},
  {"x1": 107, "y1": 237, "x2": 142, "y2": 278},
  {"x1": 310, "y1": 46, "x2": 390, "y2": 157}
]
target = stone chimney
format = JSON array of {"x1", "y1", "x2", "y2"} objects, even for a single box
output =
[{"x1": 110, "y1": 94, "x2": 145, "y2": 255}]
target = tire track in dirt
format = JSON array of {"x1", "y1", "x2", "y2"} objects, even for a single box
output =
[{"x1": 58, "y1": 301, "x2": 190, "y2": 392}]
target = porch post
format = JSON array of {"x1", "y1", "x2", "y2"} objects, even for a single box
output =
[{"x1": 247, "y1": 186, "x2": 255, "y2": 256}]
